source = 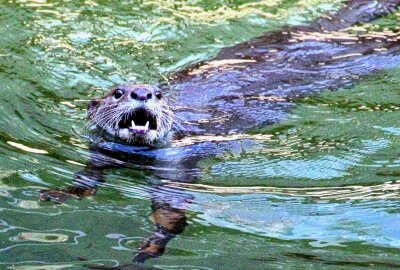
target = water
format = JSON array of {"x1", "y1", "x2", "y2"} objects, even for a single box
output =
[{"x1": 1, "y1": 0, "x2": 400, "y2": 269}]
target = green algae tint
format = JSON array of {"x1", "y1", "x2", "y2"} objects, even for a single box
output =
[{"x1": 1, "y1": 0, "x2": 400, "y2": 269}]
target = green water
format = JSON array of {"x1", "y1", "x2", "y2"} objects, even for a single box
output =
[{"x1": 1, "y1": 0, "x2": 400, "y2": 269}]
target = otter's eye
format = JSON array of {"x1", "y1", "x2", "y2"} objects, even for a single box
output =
[
  {"x1": 114, "y1": 89, "x2": 124, "y2": 99},
  {"x1": 155, "y1": 91, "x2": 162, "y2": 99}
]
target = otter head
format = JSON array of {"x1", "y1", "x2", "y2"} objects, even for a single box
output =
[{"x1": 88, "y1": 84, "x2": 173, "y2": 146}]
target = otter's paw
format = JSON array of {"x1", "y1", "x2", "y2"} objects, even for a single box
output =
[
  {"x1": 133, "y1": 251, "x2": 160, "y2": 264},
  {"x1": 39, "y1": 189, "x2": 75, "y2": 204}
]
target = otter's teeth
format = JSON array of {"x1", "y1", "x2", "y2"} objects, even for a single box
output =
[{"x1": 128, "y1": 120, "x2": 150, "y2": 132}]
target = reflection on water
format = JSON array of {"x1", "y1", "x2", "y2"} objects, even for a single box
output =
[
  {"x1": 1, "y1": 0, "x2": 400, "y2": 269},
  {"x1": 165, "y1": 179, "x2": 400, "y2": 200},
  {"x1": 190, "y1": 193, "x2": 400, "y2": 248},
  {"x1": 12, "y1": 264, "x2": 75, "y2": 270},
  {"x1": 12, "y1": 232, "x2": 69, "y2": 243},
  {"x1": 209, "y1": 139, "x2": 389, "y2": 180}
]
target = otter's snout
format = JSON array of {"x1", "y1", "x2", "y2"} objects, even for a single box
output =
[{"x1": 131, "y1": 87, "x2": 153, "y2": 101}]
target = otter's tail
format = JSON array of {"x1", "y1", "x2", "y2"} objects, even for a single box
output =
[{"x1": 310, "y1": 0, "x2": 400, "y2": 31}]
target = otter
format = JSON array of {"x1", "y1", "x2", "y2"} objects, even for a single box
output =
[
  {"x1": 87, "y1": 84, "x2": 173, "y2": 146},
  {"x1": 40, "y1": 0, "x2": 400, "y2": 267},
  {"x1": 87, "y1": 0, "x2": 400, "y2": 148}
]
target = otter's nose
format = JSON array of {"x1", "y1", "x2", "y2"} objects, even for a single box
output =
[{"x1": 131, "y1": 88, "x2": 153, "y2": 101}]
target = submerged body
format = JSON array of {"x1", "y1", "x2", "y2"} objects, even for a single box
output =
[{"x1": 42, "y1": 0, "x2": 400, "y2": 266}]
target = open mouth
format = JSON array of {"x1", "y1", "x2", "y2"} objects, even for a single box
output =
[{"x1": 117, "y1": 108, "x2": 157, "y2": 133}]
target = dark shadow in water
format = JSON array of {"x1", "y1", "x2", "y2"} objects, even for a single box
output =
[{"x1": 40, "y1": 146, "x2": 195, "y2": 265}]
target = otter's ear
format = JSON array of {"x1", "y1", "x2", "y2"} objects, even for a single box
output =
[{"x1": 87, "y1": 98, "x2": 100, "y2": 118}]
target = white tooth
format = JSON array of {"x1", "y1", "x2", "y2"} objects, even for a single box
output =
[
  {"x1": 145, "y1": 121, "x2": 149, "y2": 129},
  {"x1": 131, "y1": 120, "x2": 135, "y2": 127}
]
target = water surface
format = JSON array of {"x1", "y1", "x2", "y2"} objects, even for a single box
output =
[{"x1": 1, "y1": 0, "x2": 400, "y2": 269}]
